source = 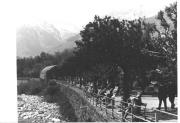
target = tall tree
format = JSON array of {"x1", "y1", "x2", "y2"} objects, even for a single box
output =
[
  {"x1": 145, "y1": 2, "x2": 177, "y2": 83},
  {"x1": 74, "y1": 16, "x2": 161, "y2": 101}
]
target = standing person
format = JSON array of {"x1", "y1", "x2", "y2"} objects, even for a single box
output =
[
  {"x1": 168, "y1": 81, "x2": 176, "y2": 109},
  {"x1": 150, "y1": 69, "x2": 168, "y2": 111},
  {"x1": 156, "y1": 83, "x2": 168, "y2": 111}
]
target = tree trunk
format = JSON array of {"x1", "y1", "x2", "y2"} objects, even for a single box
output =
[{"x1": 122, "y1": 69, "x2": 130, "y2": 103}]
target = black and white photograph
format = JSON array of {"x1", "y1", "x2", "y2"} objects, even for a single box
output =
[{"x1": 15, "y1": 0, "x2": 178, "y2": 122}]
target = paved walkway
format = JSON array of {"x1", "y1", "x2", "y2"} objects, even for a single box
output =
[{"x1": 115, "y1": 96, "x2": 178, "y2": 110}]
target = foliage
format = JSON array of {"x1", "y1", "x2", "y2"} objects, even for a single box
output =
[
  {"x1": 58, "y1": 15, "x2": 164, "y2": 101},
  {"x1": 44, "y1": 83, "x2": 59, "y2": 96},
  {"x1": 60, "y1": 2, "x2": 177, "y2": 100},
  {"x1": 146, "y1": 2, "x2": 177, "y2": 83},
  {"x1": 156, "y1": 2, "x2": 176, "y2": 64},
  {"x1": 17, "y1": 49, "x2": 74, "y2": 78},
  {"x1": 17, "y1": 82, "x2": 30, "y2": 94},
  {"x1": 17, "y1": 79, "x2": 47, "y2": 95}
]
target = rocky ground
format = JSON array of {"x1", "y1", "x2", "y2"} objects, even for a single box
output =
[{"x1": 18, "y1": 94, "x2": 65, "y2": 123}]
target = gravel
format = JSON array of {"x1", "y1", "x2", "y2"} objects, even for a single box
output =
[{"x1": 18, "y1": 94, "x2": 65, "y2": 123}]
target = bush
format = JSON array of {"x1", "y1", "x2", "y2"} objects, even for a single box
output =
[
  {"x1": 31, "y1": 87, "x2": 42, "y2": 95},
  {"x1": 18, "y1": 82, "x2": 30, "y2": 94},
  {"x1": 45, "y1": 85, "x2": 59, "y2": 96},
  {"x1": 17, "y1": 79, "x2": 47, "y2": 95},
  {"x1": 48, "y1": 80, "x2": 57, "y2": 86},
  {"x1": 43, "y1": 83, "x2": 60, "y2": 102}
]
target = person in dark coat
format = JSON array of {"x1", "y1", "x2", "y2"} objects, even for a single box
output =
[
  {"x1": 132, "y1": 92, "x2": 147, "y2": 116},
  {"x1": 156, "y1": 83, "x2": 168, "y2": 111},
  {"x1": 168, "y1": 81, "x2": 177, "y2": 109},
  {"x1": 150, "y1": 69, "x2": 168, "y2": 111}
]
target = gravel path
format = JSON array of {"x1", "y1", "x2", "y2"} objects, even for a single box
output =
[{"x1": 18, "y1": 94, "x2": 65, "y2": 123}]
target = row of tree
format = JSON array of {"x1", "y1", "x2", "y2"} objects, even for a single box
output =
[{"x1": 57, "y1": 2, "x2": 177, "y2": 101}]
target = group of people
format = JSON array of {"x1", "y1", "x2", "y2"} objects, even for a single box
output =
[
  {"x1": 122, "y1": 82, "x2": 176, "y2": 121},
  {"x1": 84, "y1": 67, "x2": 176, "y2": 121},
  {"x1": 150, "y1": 68, "x2": 177, "y2": 111},
  {"x1": 152, "y1": 81, "x2": 177, "y2": 111}
]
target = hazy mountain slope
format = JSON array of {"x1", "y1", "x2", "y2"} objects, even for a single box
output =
[
  {"x1": 16, "y1": 24, "x2": 80, "y2": 57},
  {"x1": 47, "y1": 34, "x2": 81, "y2": 53}
]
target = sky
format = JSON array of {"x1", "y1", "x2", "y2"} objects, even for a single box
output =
[{"x1": 16, "y1": 0, "x2": 177, "y2": 33}]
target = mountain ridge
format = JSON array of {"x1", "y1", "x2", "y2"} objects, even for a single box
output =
[{"x1": 16, "y1": 24, "x2": 81, "y2": 57}]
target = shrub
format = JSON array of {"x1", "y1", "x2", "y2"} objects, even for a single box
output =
[
  {"x1": 17, "y1": 82, "x2": 30, "y2": 94},
  {"x1": 31, "y1": 87, "x2": 42, "y2": 95},
  {"x1": 17, "y1": 79, "x2": 47, "y2": 95},
  {"x1": 45, "y1": 85, "x2": 59, "y2": 96},
  {"x1": 48, "y1": 80, "x2": 57, "y2": 86},
  {"x1": 43, "y1": 83, "x2": 60, "y2": 102}
]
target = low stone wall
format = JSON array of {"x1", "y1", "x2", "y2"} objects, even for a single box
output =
[{"x1": 57, "y1": 82, "x2": 108, "y2": 122}]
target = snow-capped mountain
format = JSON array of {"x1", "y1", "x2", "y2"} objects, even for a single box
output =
[{"x1": 16, "y1": 23, "x2": 80, "y2": 57}]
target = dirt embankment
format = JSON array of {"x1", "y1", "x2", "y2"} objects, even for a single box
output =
[
  {"x1": 55, "y1": 89, "x2": 78, "y2": 122},
  {"x1": 57, "y1": 82, "x2": 109, "y2": 122}
]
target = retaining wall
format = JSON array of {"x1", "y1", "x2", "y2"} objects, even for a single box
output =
[{"x1": 57, "y1": 82, "x2": 109, "y2": 122}]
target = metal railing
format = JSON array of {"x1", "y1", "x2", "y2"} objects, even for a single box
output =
[
  {"x1": 58, "y1": 80, "x2": 178, "y2": 122},
  {"x1": 79, "y1": 85, "x2": 150, "y2": 122},
  {"x1": 154, "y1": 109, "x2": 178, "y2": 122},
  {"x1": 65, "y1": 82, "x2": 150, "y2": 121}
]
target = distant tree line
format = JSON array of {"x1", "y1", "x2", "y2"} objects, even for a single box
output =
[{"x1": 17, "y1": 49, "x2": 74, "y2": 78}]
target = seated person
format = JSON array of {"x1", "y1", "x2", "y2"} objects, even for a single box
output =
[
  {"x1": 132, "y1": 92, "x2": 147, "y2": 115},
  {"x1": 123, "y1": 92, "x2": 147, "y2": 120}
]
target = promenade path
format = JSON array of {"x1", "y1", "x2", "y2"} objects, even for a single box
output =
[{"x1": 59, "y1": 81, "x2": 178, "y2": 122}]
